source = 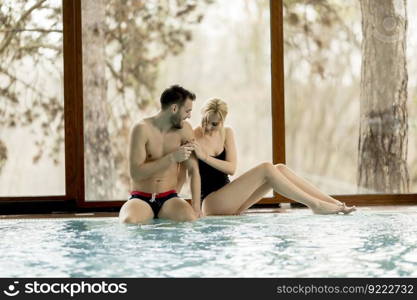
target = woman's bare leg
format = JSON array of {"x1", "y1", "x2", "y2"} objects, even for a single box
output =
[
  {"x1": 235, "y1": 164, "x2": 344, "y2": 213},
  {"x1": 236, "y1": 164, "x2": 356, "y2": 214},
  {"x1": 275, "y1": 164, "x2": 343, "y2": 205},
  {"x1": 235, "y1": 183, "x2": 271, "y2": 214},
  {"x1": 202, "y1": 162, "x2": 349, "y2": 215}
]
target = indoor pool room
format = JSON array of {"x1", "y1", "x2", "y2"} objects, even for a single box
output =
[{"x1": 2, "y1": 0, "x2": 417, "y2": 284}]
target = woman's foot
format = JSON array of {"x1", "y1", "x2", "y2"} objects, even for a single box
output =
[
  {"x1": 339, "y1": 202, "x2": 356, "y2": 214},
  {"x1": 312, "y1": 201, "x2": 356, "y2": 215}
]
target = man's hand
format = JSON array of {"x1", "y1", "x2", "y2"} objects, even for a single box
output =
[{"x1": 171, "y1": 143, "x2": 194, "y2": 163}]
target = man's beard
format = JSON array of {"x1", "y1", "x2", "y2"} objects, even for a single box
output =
[{"x1": 171, "y1": 113, "x2": 183, "y2": 129}]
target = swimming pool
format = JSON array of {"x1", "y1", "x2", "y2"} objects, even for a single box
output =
[{"x1": 1, "y1": 207, "x2": 416, "y2": 277}]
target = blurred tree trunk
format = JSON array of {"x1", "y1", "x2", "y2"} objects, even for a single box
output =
[
  {"x1": 358, "y1": 0, "x2": 409, "y2": 193},
  {"x1": 0, "y1": 140, "x2": 7, "y2": 175},
  {"x1": 82, "y1": 0, "x2": 115, "y2": 200}
]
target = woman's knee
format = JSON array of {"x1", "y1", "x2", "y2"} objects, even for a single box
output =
[
  {"x1": 274, "y1": 163, "x2": 286, "y2": 169},
  {"x1": 258, "y1": 162, "x2": 275, "y2": 177}
]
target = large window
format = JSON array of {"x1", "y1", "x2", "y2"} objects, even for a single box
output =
[
  {"x1": 1, "y1": 0, "x2": 416, "y2": 209},
  {"x1": 81, "y1": 0, "x2": 272, "y2": 201},
  {"x1": 284, "y1": 0, "x2": 417, "y2": 196},
  {"x1": 0, "y1": 0, "x2": 65, "y2": 197}
]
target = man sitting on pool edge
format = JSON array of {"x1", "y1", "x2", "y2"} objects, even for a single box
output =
[{"x1": 118, "y1": 85, "x2": 202, "y2": 224}]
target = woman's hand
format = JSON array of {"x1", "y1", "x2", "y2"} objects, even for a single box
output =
[
  {"x1": 195, "y1": 209, "x2": 204, "y2": 219},
  {"x1": 192, "y1": 141, "x2": 208, "y2": 161}
]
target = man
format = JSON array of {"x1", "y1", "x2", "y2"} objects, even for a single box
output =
[{"x1": 119, "y1": 85, "x2": 201, "y2": 224}]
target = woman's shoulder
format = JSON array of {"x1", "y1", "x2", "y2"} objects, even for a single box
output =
[
  {"x1": 223, "y1": 126, "x2": 235, "y2": 147},
  {"x1": 224, "y1": 126, "x2": 235, "y2": 136},
  {"x1": 194, "y1": 126, "x2": 203, "y2": 137}
]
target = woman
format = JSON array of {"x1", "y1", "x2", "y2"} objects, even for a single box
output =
[{"x1": 192, "y1": 98, "x2": 356, "y2": 216}]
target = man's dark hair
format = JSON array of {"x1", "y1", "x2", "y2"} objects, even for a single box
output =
[{"x1": 160, "y1": 85, "x2": 196, "y2": 109}]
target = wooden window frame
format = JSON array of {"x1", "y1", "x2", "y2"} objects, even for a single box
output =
[{"x1": 1, "y1": 0, "x2": 416, "y2": 214}]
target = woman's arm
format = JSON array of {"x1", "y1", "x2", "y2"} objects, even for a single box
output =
[
  {"x1": 183, "y1": 154, "x2": 201, "y2": 216},
  {"x1": 176, "y1": 163, "x2": 187, "y2": 192},
  {"x1": 195, "y1": 127, "x2": 237, "y2": 175}
]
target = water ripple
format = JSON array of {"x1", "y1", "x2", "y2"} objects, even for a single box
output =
[{"x1": 1, "y1": 210, "x2": 417, "y2": 277}]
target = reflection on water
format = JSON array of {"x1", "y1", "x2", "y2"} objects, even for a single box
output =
[{"x1": 0, "y1": 210, "x2": 417, "y2": 277}]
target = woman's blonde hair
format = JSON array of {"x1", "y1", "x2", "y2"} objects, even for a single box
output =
[{"x1": 201, "y1": 98, "x2": 228, "y2": 126}]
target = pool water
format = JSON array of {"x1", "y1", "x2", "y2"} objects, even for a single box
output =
[{"x1": 1, "y1": 207, "x2": 417, "y2": 277}]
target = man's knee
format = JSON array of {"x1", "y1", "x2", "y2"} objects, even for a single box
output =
[
  {"x1": 119, "y1": 213, "x2": 152, "y2": 224},
  {"x1": 177, "y1": 206, "x2": 197, "y2": 222},
  {"x1": 159, "y1": 198, "x2": 197, "y2": 222},
  {"x1": 169, "y1": 203, "x2": 197, "y2": 222},
  {"x1": 118, "y1": 200, "x2": 153, "y2": 224}
]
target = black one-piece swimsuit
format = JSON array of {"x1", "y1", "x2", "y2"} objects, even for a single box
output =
[{"x1": 198, "y1": 148, "x2": 230, "y2": 200}]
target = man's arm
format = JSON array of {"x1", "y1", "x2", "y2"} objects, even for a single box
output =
[{"x1": 129, "y1": 123, "x2": 192, "y2": 181}]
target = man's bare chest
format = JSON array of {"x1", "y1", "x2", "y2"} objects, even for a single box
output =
[{"x1": 145, "y1": 131, "x2": 183, "y2": 160}]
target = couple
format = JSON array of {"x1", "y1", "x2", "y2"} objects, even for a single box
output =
[{"x1": 119, "y1": 85, "x2": 356, "y2": 224}]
